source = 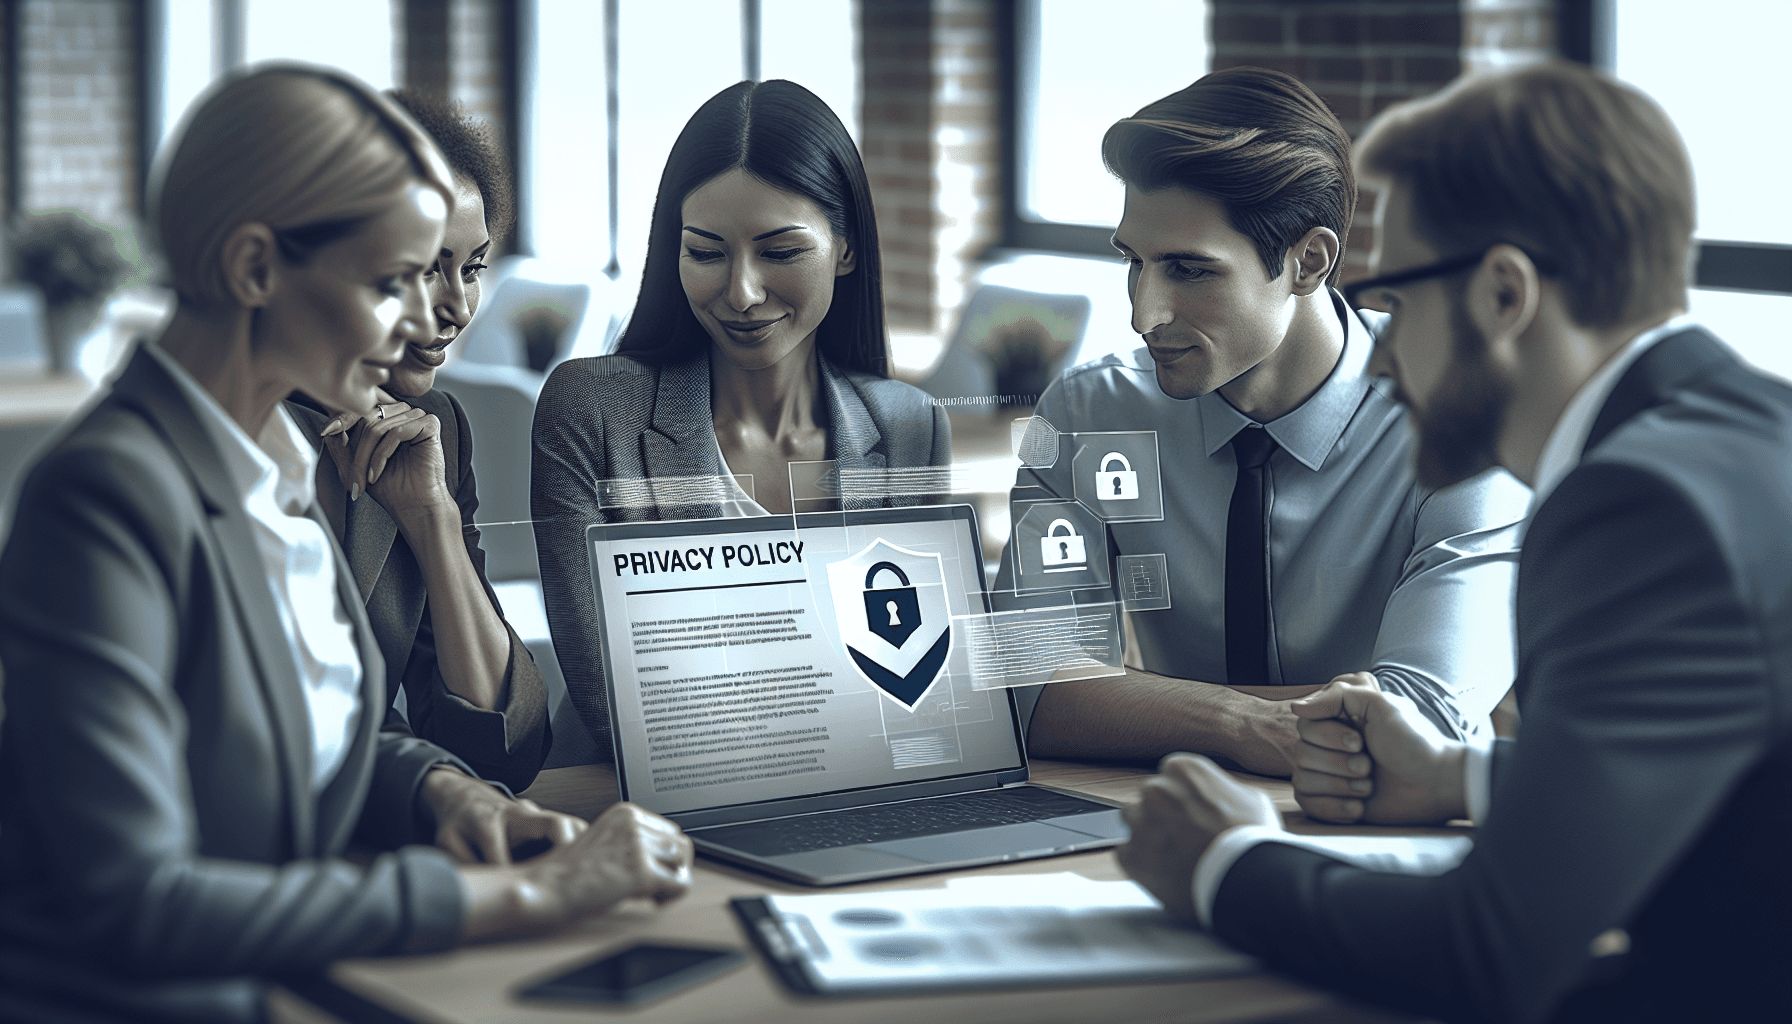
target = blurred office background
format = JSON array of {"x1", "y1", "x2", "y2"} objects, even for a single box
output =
[{"x1": 0, "y1": 0, "x2": 1786, "y2": 759}]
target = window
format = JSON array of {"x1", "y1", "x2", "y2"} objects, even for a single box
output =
[
  {"x1": 530, "y1": 0, "x2": 858, "y2": 294},
  {"x1": 1613, "y1": 0, "x2": 1792, "y2": 378},
  {"x1": 243, "y1": 0, "x2": 396, "y2": 89},
  {"x1": 154, "y1": 0, "x2": 397, "y2": 153},
  {"x1": 1005, "y1": 0, "x2": 1208, "y2": 254},
  {"x1": 760, "y1": 0, "x2": 860, "y2": 143},
  {"x1": 157, "y1": 0, "x2": 216, "y2": 149}
]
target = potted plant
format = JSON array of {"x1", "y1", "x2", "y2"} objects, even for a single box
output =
[{"x1": 10, "y1": 212, "x2": 129, "y2": 375}]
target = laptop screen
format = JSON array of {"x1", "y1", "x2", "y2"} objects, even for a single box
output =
[{"x1": 587, "y1": 507, "x2": 1026, "y2": 817}]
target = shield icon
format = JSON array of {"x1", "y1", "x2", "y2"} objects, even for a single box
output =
[{"x1": 826, "y1": 541, "x2": 952, "y2": 711}]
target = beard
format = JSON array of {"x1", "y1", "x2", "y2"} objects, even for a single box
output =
[{"x1": 1403, "y1": 293, "x2": 1512, "y2": 490}]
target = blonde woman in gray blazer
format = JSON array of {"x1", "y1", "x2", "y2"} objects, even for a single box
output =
[
  {"x1": 0, "y1": 66, "x2": 691, "y2": 1024},
  {"x1": 532, "y1": 81, "x2": 950, "y2": 756}
]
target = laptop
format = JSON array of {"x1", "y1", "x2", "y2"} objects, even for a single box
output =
[{"x1": 585, "y1": 504, "x2": 1128, "y2": 886}]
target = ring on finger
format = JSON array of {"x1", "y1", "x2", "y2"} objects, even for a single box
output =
[{"x1": 375, "y1": 404, "x2": 386, "y2": 421}]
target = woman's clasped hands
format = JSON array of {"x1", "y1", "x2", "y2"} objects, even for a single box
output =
[{"x1": 320, "y1": 388, "x2": 451, "y2": 521}]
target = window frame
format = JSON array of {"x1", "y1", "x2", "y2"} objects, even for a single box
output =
[
  {"x1": 997, "y1": 0, "x2": 1792, "y2": 295},
  {"x1": 994, "y1": 0, "x2": 1132, "y2": 259}
]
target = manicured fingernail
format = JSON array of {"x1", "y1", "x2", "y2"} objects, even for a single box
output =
[
  {"x1": 350, "y1": 483, "x2": 361, "y2": 502},
  {"x1": 1350, "y1": 778, "x2": 1371, "y2": 794},
  {"x1": 1343, "y1": 733, "x2": 1361, "y2": 752},
  {"x1": 320, "y1": 420, "x2": 345, "y2": 437}
]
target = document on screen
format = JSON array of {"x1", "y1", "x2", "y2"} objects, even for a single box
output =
[{"x1": 587, "y1": 516, "x2": 1024, "y2": 816}]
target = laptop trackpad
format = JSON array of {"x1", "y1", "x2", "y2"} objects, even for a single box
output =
[
  {"x1": 866, "y1": 821, "x2": 1087, "y2": 864},
  {"x1": 1048, "y1": 809, "x2": 1130, "y2": 840},
  {"x1": 769, "y1": 845, "x2": 932, "y2": 878}
]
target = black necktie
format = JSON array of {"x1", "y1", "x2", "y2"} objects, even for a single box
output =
[{"x1": 1226, "y1": 427, "x2": 1278, "y2": 687}]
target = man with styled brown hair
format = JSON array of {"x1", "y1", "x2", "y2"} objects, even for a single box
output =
[
  {"x1": 999, "y1": 67, "x2": 1528, "y2": 774},
  {"x1": 1119, "y1": 61, "x2": 1787, "y2": 1022}
]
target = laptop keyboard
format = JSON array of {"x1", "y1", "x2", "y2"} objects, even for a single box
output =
[{"x1": 693, "y1": 787, "x2": 1112, "y2": 857}]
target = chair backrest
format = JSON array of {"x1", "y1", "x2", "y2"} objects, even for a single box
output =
[
  {"x1": 918, "y1": 284, "x2": 1093, "y2": 415},
  {"x1": 433, "y1": 361, "x2": 544, "y2": 582},
  {"x1": 454, "y1": 273, "x2": 592, "y2": 372},
  {"x1": 0, "y1": 286, "x2": 48, "y2": 369}
]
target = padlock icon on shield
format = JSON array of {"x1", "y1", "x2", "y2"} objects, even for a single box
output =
[
  {"x1": 1098, "y1": 452, "x2": 1139, "y2": 500},
  {"x1": 1039, "y1": 519, "x2": 1088, "y2": 571},
  {"x1": 863, "y1": 561, "x2": 922, "y2": 647}
]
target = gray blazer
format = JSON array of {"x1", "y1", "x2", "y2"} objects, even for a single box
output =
[
  {"x1": 0, "y1": 346, "x2": 468, "y2": 1024},
  {"x1": 287, "y1": 389, "x2": 550, "y2": 793},
  {"x1": 530, "y1": 352, "x2": 951, "y2": 754},
  {"x1": 1207, "y1": 329, "x2": 1792, "y2": 1023}
]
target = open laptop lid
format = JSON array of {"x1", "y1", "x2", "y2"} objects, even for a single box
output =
[{"x1": 587, "y1": 505, "x2": 1029, "y2": 829}]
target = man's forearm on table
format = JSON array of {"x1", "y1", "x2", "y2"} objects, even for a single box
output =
[{"x1": 1026, "y1": 670, "x2": 1290, "y2": 771}]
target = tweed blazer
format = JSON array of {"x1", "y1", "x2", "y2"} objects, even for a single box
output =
[
  {"x1": 287, "y1": 389, "x2": 549, "y2": 792},
  {"x1": 530, "y1": 351, "x2": 951, "y2": 753},
  {"x1": 0, "y1": 346, "x2": 468, "y2": 1024}
]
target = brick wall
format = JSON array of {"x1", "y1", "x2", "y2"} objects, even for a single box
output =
[
  {"x1": 1211, "y1": 0, "x2": 1463, "y2": 282},
  {"x1": 438, "y1": 0, "x2": 515, "y2": 252},
  {"x1": 1463, "y1": 0, "x2": 1554, "y2": 75},
  {"x1": 404, "y1": 0, "x2": 451, "y2": 95},
  {"x1": 17, "y1": 0, "x2": 137, "y2": 229},
  {"x1": 931, "y1": 0, "x2": 999, "y2": 338},
  {"x1": 860, "y1": 0, "x2": 1000, "y2": 341},
  {"x1": 860, "y1": 0, "x2": 934, "y2": 333},
  {"x1": 1, "y1": 6, "x2": 10, "y2": 218},
  {"x1": 1209, "y1": 0, "x2": 1558, "y2": 281},
  {"x1": 450, "y1": 0, "x2": 506, "y2": 130}
]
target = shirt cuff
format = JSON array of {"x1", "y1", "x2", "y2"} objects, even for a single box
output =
[
  {"x1": 1192, "y1": 824, "x2": 1286, "y2": 929},
  {"x1": 1464, "y1": 732, "x2": 1497, "y2": 825},
  {"x1": 1192, "y1": 826, "x2": 1480, "y2": 930}
]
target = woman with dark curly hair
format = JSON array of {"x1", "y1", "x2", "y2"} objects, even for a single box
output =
[
  {"x1": 284, "y1": 88, "x2": 550, "y2": 798},
  {"x1": 530, "y1": 79, "x2": 951, "y2": 754}
]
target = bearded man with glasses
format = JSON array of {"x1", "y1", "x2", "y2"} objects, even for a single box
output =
[{"x1": 1119, "y1": 61, "x2": 1787, "y2": 1023}]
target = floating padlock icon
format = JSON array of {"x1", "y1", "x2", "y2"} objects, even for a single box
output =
[
  {"x1": 1098, "y1": 452, "x2": 1139, "y2": 500},
  {"x1": 863, "y1": 561, "x2": 922, "y2": 647},
  {"x1": 1039, "y1": 519, "x2": 1087, "y2": 571}
]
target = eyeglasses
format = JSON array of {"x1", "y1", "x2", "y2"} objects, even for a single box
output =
[{"x1": 1342, "y1": 245, "x2": 1559, "y2": 313}]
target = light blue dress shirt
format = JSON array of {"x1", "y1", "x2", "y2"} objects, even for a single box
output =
[{"x1": 996, "y1": 294, "x2": 1531, "y2": 739}]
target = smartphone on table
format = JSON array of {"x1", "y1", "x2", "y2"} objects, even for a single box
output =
[{"x1": 516, "y1": 942, "x2": 747, "y2": 1007}]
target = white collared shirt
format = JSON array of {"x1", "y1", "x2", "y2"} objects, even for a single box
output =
[
  {"x1": 710, "y1": 430, "x2": 772, "y2": 518},
  {"x1": 148, "y1": 343, "x2": 363, "y2": 794},
  {"x1": 1528, "y1": 314, "x2": 1696, "y2": 508},
  {"x1": 1187, "y1": 315, "x2": 1703, "y2": 928}
]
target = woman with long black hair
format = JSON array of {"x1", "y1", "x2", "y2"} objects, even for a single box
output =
[{"x1": 530, "y1": 79, "x2": 949, "y2": 753}]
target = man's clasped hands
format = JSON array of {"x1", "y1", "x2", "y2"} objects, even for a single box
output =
[{"x1": 1118, "y1": 673, "x2": 1475, "y2": 922}]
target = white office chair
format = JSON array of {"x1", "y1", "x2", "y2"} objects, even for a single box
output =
[
  {"x1": 918, "y1": 283, "x2": 1093, "y2": 416},
  {"x1": 453, "y1": 265, "x2": 591, "y2": 372},
  {"x1": 432, "y1": 359, "x2": 607, "y2": 766},
  {"x1": 432, "y1": 360, "x2": 541, "y2": 583}
]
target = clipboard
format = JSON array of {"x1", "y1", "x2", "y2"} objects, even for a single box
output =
[
  {"x1": 733, "y1": 896, "x2": 829, "y2": 996},
  {"x1": 730, "y1": 873, "x2": 1258, "y2": 998}
]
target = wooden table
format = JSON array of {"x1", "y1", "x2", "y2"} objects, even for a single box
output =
[{"x1": 277, "y1": 759, "x2": 1457, "y2": 1024}]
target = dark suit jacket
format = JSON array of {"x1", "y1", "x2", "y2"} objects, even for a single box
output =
[
  {"x1": 1207, "y1": 329, "x2": 1792, "y2": 1023},
  {"x1": 0, "y1": 347, "x2": 469, "y2": 1024},
  {"x1": 286, "y1": 389, "x2": 549, "y2": 792},
  {"x1": 530, "y1": 351, "x2": 952, "y2": 754}
]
